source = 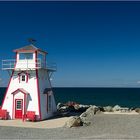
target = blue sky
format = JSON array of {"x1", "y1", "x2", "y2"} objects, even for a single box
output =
[{"x1": 1, "y1": 1, "x2": 140, "y2": 87}]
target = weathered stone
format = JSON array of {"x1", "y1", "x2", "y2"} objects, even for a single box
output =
[
  {"x1": 135, "y1": 108, "x2": 140, "y2": 113},
  {"x1": 98, "y1": 106, "x2": 105, "y2": 112},
  {"x1": 57, "y1": 102, "x2": 65, "y2": 110},
  {"x1": 67, "y1": 105, "x2": 75, "y2": 112},
  {"x1": 79, "y1": 106, "x2": 99, "y2": 122},
  {"x1": 64, "y1": 116, "x2": 83, "y2": 128},
  {"x1": 74, "y1": 104, "x2": 90, "y2": 112},
  {"x1": 112, "y1": 105, "x2": 121, "y2": 111},
  {"x1": 103, "y1": 106, "x2": 113, "y2": 112},
  {"x1": 120, "y1": 107, "x2": 130, "y2": 112},
  {"x1": 59, "y1": 106, "x2": 69, "y2": 111},
  {"x1": 95, "y1": 110, "x2": 103, "y2": 114},
  {"x1": 82, "y1": 121, "x2": 91, "y2": 126}
]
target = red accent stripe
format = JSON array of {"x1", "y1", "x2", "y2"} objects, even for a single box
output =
[{"x1": 35, "y1": 51, "x2": 42, "y2": 120}]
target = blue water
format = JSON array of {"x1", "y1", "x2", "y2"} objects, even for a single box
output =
[
  {"x1": 1, "y1": 87, "x2": 140, "y2": 107},
  {"x1": 53, "y1": 87, "x2": 140, "y2": 108}
]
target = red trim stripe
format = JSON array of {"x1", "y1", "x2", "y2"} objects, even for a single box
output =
[{"x1": 35, "y1": 51, "x2": 42, "y2": 120}]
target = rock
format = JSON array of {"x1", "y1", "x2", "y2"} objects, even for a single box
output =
[
  {"x1": 98, "y1": 106, "x2": 105, "y2": 112},
  {"x1": 82, "y1": 121, "x2": 91, "y2": 126},
  {"x1": 95, "y1": 110, "x2": 103, "y2": 114},
  {"x1": 112, "y1": 105, "x2": 121, "y2": 111},
  {"x1": 120, "y1": 107, "x2": 130, "y2": 112},
  {"x1": 67, "y1": 105, "x2": 75, "y2": 112},
  {"x1": 135, "y1": 108, "x2": 140, "y2": 113},
  {"x1": 64, "y1": 116, "x2": 83, "y2": 128},
  {"x1": 79, "y1": 106, "x2": 97, "y2": 126},
  {"x1": 57, "y1": 105, "x2": 71, "y2": 117},
  {"x1": 58, "y1": 106, "x2": 69, "y2": 111},
  {"x1": 80, "y1": 112, "x2": 87, "y2": 118},
  {"x1": 80, "y1": 105, "x2": 99, "y2": 121},
  {"x1": 103, "y1": 106, "x2": 113, "y2": 112},
  {"x1": 57, "y1": 102, "x2": 65, "y2": 110},
  {"x1": 74, "y1": 104, "x2": 90, "y2": 112}
]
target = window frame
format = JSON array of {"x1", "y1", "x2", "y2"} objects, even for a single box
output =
[
  {"x1": 19, "y1": 52, "x2": 33, "y2": 60},
  {"x1": 21, "y1": 75, "x2": 26, "y2": 82}
]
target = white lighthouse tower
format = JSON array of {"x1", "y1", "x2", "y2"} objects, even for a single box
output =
[{"x1": 1, "y1": 42, "x2": 57, "y2": 120}]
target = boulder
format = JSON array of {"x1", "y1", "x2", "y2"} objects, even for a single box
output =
[
  {"x1": 103, "y1": 106, "x2": 113, "y2": 112},
  {"x1": 67, "y1": 105, "x2": 75, "y2": 112},
  {"x1": 57, "y1": 102, "x2": 65, "y2": 110},
  {"x1": 58, "y1": 106, "x2": 69, "y2": 112},
  {"x1": 82, "y1": 121, "x2": 91, "y2": 126},
  {"x1": 95, "y1": 110, "x2": 103, "y2": 114},
  {"x1": 57, "y1": 105, "x2": 71, "y2": 117},
  {"x1": 135, "y1": 108, "x2": 140, "y2": 113},
  {"x1": 64, "y1": 116, "x2": 83, "y2": 128},
  {"x1": 74, "y1": 104, "x2": 90, "y2": 112},
  {"x1": 112, "y1": 105, "x2": 121, "y2": 111},
  {"x1": 98, "y1": 106, "x2": 105, "y2": 112},
  {"x1": 80, "y1": 105, "x2": 99, "y2": 121}
]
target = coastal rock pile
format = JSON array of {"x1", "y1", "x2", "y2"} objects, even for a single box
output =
[
  {"x1": 64, "y1": 116, "x2": 83, "y2": 128},
  {"x1": 57, "y1": 102, "x2": 140, "y2": 114},
  {"x1": 103, "y1": 106, "x2": 113, "y2": 112},
  {"x1": 57, "y1": 101, "x2": 90, "y2": 117},
  {"x1": 57, "y1": 102, "x2": 140, "y2": 128}
]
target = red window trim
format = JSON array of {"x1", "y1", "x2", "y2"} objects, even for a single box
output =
[{"x1": 18, "y1": 71, "x2": 30, "y2": 83}]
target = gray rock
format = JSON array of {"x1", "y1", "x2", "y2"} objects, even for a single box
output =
[
  {"x1": 64, "y1": 116, "x2": 83, "y2": 128},
  {"x1": 59, "y1": 106, "x2": 69, "y2": 111},
  {"x1": 82, "y1": 121, "x2": 91, "y2": 126},
  {"x1": 113, "y1": 105, "x2": 121, "y2": 111},
  {"x1": 135, "y1": 108, "x2": 140, "y2": 113},
  {"x1": 95, "y1": 110, "x2": 103, "y2": 114},
  {"x1": 57, "y1": 103, "x2": 65, "y2": 110},
  {"x1": 74, "y1": 104, "x2": 90, "y2": 112},
  {"x1": 98, "y1": 106, "x2": 105, "y2": 112},
  {"x1": 103, "y1": 106, "x2": 113, "y2": 112},
  {"x1": 80, "y1": 105, "x2": 99, "y2": 122}
]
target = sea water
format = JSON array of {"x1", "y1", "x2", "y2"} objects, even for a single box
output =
[{"x1": 0, "y1": 87, "x2": 140, "y2": 108}]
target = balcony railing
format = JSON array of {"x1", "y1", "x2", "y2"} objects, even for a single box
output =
[{"x1": 2, "y1": 59, "x2": 57, "y2": 71}]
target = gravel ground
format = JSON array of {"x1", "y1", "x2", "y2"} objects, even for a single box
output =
[{"x1": 0, "y1": 114, "x2": 140, "y2": 139}]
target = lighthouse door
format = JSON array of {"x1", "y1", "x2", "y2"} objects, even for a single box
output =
[{"x1": 15, "y1": 99, "x2": 23, "y2": 119}]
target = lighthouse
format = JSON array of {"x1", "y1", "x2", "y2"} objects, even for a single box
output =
[{"x1": 1, "y1": 43, "x2": 57, "y2": 120}]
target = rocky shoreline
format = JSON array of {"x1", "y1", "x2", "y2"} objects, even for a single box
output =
[{"x1": 57, "y1": 101, "x2": 140, "y2": 127}]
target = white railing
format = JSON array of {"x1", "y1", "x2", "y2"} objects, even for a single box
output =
[
  {"x1": 2, "y1": 59, "x2": 16, "y2": 70},
  {"x1": 46, "y1": 62, "x2": 57, "y2": 71},
  {"x1": 2, "y1": 59, "x2": 57, "y2": 71}
]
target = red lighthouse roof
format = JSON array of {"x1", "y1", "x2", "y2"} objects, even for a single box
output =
[{"x1": 13, "y1": 44, "x2": 48, "y2": 54}]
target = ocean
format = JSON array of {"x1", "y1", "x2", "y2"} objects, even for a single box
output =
[{"x1": 0, "y1": 87, "x2": 140, "y2": 108}]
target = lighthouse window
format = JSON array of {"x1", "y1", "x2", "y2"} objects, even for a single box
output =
[
  {"x1": 48, "y1": 95, "x2": 51, "y2": 112},
  {"x1": 21, "y1": 75, "x2": 26, "y2": 82},
  {"x1": 19, "y1": 53, "x2": 33, "y2": 60}
]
